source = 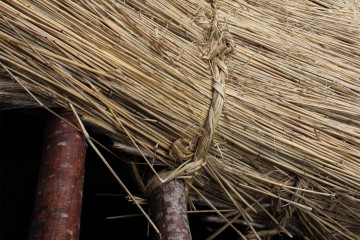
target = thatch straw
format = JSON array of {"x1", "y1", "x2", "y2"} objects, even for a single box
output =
[{"x1": 1, "y1": 0, "x2": 360, "y2": 239}]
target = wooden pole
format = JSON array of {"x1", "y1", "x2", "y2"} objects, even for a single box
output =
[
  {"x1": 28, "y1": 111, "x2": 87, "y2": 240},
  {"x1": 149, "y1": 179, "x2": 192, "y2": 240}
]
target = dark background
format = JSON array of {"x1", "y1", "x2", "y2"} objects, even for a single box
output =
[
  {"x1": 0, "y1": 109, "x2": 296, "y2": 239},
  {"x1": 0, "y1": 109, "x2": 227, "y2": 240}
]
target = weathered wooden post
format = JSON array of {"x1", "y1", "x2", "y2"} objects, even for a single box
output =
[
  {"x1": 148, "y1": 177, "x2": 192, "y2": 240},
  {"x1": 28, "y1": 111, "x2": 87, "y2": 240}
]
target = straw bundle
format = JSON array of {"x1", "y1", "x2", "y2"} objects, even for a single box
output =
[{"x1": 1, "y1": 0, "x2": 360, "y2": 239}]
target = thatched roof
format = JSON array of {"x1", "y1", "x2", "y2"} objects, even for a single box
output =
[{"x1": 1, "y1": 0, "x2": 360, "y2": 239}]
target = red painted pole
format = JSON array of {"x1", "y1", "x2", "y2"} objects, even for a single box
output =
[{"x1": 28, "y1": 111, "x2": 87, "y2": 240}]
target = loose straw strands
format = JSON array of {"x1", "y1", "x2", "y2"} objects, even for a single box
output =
[{"x1": 1, "y1": 0, "x2": 360, "y2": 239}]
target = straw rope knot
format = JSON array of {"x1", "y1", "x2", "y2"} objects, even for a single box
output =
[{"x1": 169, "y1": 138, "x2": 194, "y2": 162}]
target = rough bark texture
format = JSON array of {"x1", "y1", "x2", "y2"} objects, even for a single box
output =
[
  {"x1": 28, "y1": 111, "x2": 87, "y2": 240},
  {"x1": 149, "y1": 179, "x2": 192, "y2": 240}
]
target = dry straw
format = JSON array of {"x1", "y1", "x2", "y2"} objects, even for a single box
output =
[{"x1": 1, "y1": 0, "x2": 360, "y2": 239}]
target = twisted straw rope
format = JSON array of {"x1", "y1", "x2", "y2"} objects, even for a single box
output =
[{"x1": 147, "y1": 0, "x2": 235, "y2": 193}]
